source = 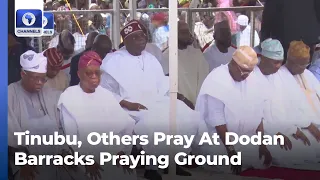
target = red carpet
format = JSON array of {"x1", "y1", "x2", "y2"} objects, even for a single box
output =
[{"x1": 241, "y1": 166, "x2": 320, "y2": 180}]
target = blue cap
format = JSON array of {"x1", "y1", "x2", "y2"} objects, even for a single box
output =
[{"x1": 261, "y1": 38, "x2": 284, "y2": 61}]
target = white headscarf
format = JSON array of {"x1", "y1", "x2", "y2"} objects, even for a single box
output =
[{"x1": 20, "y1": 50, "x2": 47, "y2": 73}]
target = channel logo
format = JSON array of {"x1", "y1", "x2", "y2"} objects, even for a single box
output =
[
  {"x1": 15, "y1": 9, "x2": 43, "y2": 37},
  {"x1": 43, "y1": 12, "x2": 54, "y2": 36}
]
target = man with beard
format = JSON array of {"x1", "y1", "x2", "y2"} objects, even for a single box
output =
[
  {"x1": 100, "y1": 20, "x2": 199, "y2": 180},
  {"x1": 162, "y1": 21, "x2": 209, "y2": 105},
  {"x1": 58, "y1": 51, "x2": 137, "y2": 180},
  {"x1": 254, "y1": 39, "x2": 319, "y2": 170},
  {"x1": 203, "y1": 20, "x2": 237, "y2": 72},
  {"x1": 195, "y1": 46, "x2": 272, "y2": 174}
]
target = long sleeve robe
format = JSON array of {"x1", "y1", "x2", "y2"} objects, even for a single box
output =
[{"x1": 100, "y1": 49, "x2": 200, "y2": 156}]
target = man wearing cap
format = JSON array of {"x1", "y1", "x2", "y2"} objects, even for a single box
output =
[
  {"x1": 59, "y1": 51, "x2": 137, "y2": 180},
  {"x1": 43, "y1": 47, "x2": 69, "y2": 91},
  {"x1": 277, "y1": 41, "x2": 320, "y2": 160},
  {"x1": 151, "y1": 12, "x2": 169, "y2": 51},
  {"x1": 101, "y1": 20, "x2": 199, "y2": 179},
  {"x1": 162, "y1": 21, "x2": 209, "y2": 105},
  {"x1": 233, "y1": 14, "x2": 260, "y2": 47},
  {"x1": 57, "y1": 30, "x2": 76, "y2": 79},
  {"x1": 8, "y1": 50, "x2": 72, "y2": 180},
  {"x1": 254, "y1": 39, "x2": 319, "y2": 170},
  {"x1": 203, "y1": 20, "x2": 237, "y2": 72},
  {"x1": 195, "y1": 46, "x2": 272, "y2": 174}
]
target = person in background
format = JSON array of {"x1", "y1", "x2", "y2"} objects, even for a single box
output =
[
  {"x1": 233, "y1": 14, "x2": 260, "y2": 47},
  {"x1": 100, "y1": 20, "x2": 198, "y2": 180},
  {"x1": 203, "y1": 20, "x2": 237, "y2": 72},
  {"x1": 254, "y1": 39, "x2": 319, "y2": 170},
  {"x1": 309, "y1": 44, "x2": 320, "y2": 81},
  {"x1": 162, "y1": 21, "x2": 209, "y2": 105},
  {"x1": 151, "y1": 12, "x2": 169, "y2": 51},
  {"x1": 8, "y1": 50, "x2": 73, "y2": 180},
  {"x1": 195, "y1": 46, "x2": 272, "y2": 174},
  {"x1": 44, "y1": 47, "x2": 69, "y2": 91},
  {"x1": 57, "y1": 30, "x2": 76, "y2": 80},
  {"x1": 89, "y1": 13, "x2": 107, "y2": 34},
  {"x1": 59, "y1": 51, "x2": 137, "y2": 180},
  {"x1": 72, "y1": 16, "x2": 89, "y2": 53},
  {"x1": 194, "y1": 14, "x2": 215, "y2": 49},
  {"x1": 215, "y1": 0, "x2": 238, "y2": 34},
  {"x1": 69, "y1": 31, "x2": 99, "y2": 86}
]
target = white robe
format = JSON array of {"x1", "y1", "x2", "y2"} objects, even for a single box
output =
[
  {"x1": 194, "y1": 64, "x2": 270, "y2": 173},
  {"x1": 162, "y1": 46, "x2": 210, "y2": 104},
  {"x1": 100, "y1": 50, "x2": 200, "y2": 156},
  {"x1": 278, "y1": 67, "x2": 320, "y2": 160},
  {"x1": 203, "y1": 43, "x2": 236, "y2": 72},
  {"x1": 58, "y1": 85, "x2": 137, "y2": 180},
  {"x1": 254, "y1": 67, "x2": 319, "y2": 170}
]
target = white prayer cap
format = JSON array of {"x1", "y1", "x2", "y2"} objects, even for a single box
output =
[
  {"x1": 237, "y1": 15, "x2": 249, "y2": 26},
  {"x1": 141, "y1": 13, "x2": 149, "y2": 20},
  {"x1": 261, "y1": 38, "x2": 284, "y2": 61},
  {"x1": 233, "y1": 46, "x2": 258, "y2": 70},
  {"x1": 20, "y1": 50, "x2": 47, "y2": 73}
]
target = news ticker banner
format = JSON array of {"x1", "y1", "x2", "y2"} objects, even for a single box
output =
[{"x1": 15, "y1": 0, "x2": 54, "y2": 37}]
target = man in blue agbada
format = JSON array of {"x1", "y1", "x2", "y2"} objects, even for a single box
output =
[{"x1": 254, "y1": 38, "x2": 320, "y2": 170}]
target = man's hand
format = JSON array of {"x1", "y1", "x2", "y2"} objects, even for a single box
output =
[
  {"x1": 307, "y1": 123, "x2": 320, "y2": 142},
  {"x1": 228, "y1": 150, "x2": 242, "y2": 174},
  {"x1": 277, "y1": 133, "x2": 292, "y2": 151},
  {"x1": 85, "y1": 163, "x2": 103, "y2": 180},
  {"x1": 116, "y1": 151, "x2": 133, "y2": 175},
  {"x1": 120, "y1": 100, "x2": 147, "y2": 111},
  {"x1": 20, "y1": 165, "x2": 39, "y2": 180},
  {"x1": 293, "y1": 128, "x2": 311, "y2": 146},
  {"x1": 259, "y1": 145, "x2": 272, "y2": 167}
]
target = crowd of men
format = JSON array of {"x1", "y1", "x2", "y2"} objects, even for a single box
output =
[{"x1": 7, "y1": 4, "x2": 320, "y2": 180}]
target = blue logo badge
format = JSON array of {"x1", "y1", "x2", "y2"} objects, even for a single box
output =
[
  {"x1": 43, "y1": 12, "x2": 54, "y2": 36},
  {"x1": 15, "y1": 9, "x2": 42, "y2": 37}
]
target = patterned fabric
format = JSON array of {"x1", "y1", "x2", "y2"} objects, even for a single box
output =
[
  {"x1": 152, "y1": 26, "x2": 169, "y2": 51},
  {"x1": 44, "y1": 47, "x2": 63, "y2": 67},
  {"x1": 120, "y1": 20, "x2": 144, "y2": 40},
  {"x1": 78, "y1": 51, "x2": 102, "y2": 69}
]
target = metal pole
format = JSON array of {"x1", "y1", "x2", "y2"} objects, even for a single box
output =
[
  {"x1": 168, "y1": 0, "x2": 178, "y2": 177},
  {"x1": 129, "y1": 0, "x2": 137, "y2": 20},
  {"x1": 250, "y1": 10, "x2": 256, "y2": 47},
  {"x1": 38, "y1": 37, "x2": 43, "y2": 52},
  {"x1": 113, "y1": 0, "x2": 121, "y2": 49}
]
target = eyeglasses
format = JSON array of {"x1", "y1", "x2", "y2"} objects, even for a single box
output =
[
  {"x1": 85, "y1": 70, "x2": 102, "y2": 78},
  {"x1": 22, "y1": 70, "x2": 48, "y2": 83},
  {"x1": 236, "y1": 64, "x2": 251, "y2": 76}
]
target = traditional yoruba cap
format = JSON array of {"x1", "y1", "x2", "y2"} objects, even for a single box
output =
[
  {"x1": 261, "y1": 38, "x2": 284, "y2": 61},
  {"x1": 232, "y1": 46, "x2": 258, "y2": 70},
  {"x1": 78, "y1": 51, "x2": 102, "y2": 70},
  {"x1": 288, "y1": 40, "x2": 310, "y2": 59},
  {"x1": 20, "y1": 50, "x2": 47, "y2": 73},
  {"x1": 43, "y1": 48, "x2": 63, "y2": 67},
  {"x1": 152, "y1": 12, "x2": 167, "y2": 21},
  {"x1": 120, "y1": 20, "x2": 144, "y2": 40},
  {"x1": 237, "y1": 15, "x2": 249, "y2": 26}
]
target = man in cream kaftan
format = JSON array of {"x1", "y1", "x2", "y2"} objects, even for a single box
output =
[
  {"x1": 195, "y1": 46, "x2": 272, "y2": 174},
  {"x1": 58, "y1": 51, "x2": 137, "y2": 180},
  {"x1": 279, "y1": 41, "x2": 320, "y2": 161},
  {"x1": 254, "y1": 39, "x2": 319, "y2": 170}
]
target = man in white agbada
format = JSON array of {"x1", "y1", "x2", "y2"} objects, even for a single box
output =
[
  {"x1": 162, "y1": 21, "x2": 209, "y2": 105},
  {"x1": 8, "y1": 50, "x2": 76, "y2": 180},
  {"x1": 233, "y1": 15, "x2": 260, "y2": 47},
  {"x1": 195, "y1": 46, "x2": 272, "y2": 174},
  {"x1": 278, "y1": 41, "x2": 320, "y2": 161},
  {"x1": 254, "y1": 39, "x2": 320, "y2": 170},
  {"x1": 100, "y1": 20, "x2": 199, "y2": 179},
  {"x1": 58, "y1": 51, "x2": 137, "y2": 180},
  {"x1": 203, "y1": 20, "x2": 237, "y2": 72}
]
